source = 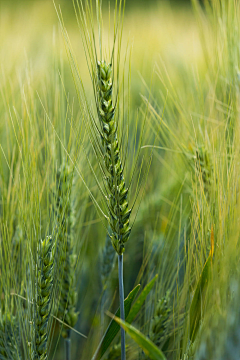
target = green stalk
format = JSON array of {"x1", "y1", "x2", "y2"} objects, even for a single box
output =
[
  {"x1": 64, "y1": 329, "x2": 71, "y2": 360},
  {"x1": 118, "y1": 254, "x2": 126, "y2": 360},
  {"x1": 100, "y1": 228, "x2": 116, "y2": 332}
]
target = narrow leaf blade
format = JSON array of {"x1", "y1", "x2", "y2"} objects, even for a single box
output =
[
  {"x1": 111, "y1": 315, "x2": 166, "y2": 360},
  {"x1": 190, "y1": 255, "x2": 211, "y2": 341},
  {"x1": 127, "y1": 274, "x2": 158, "y2": 324},
  {"x1": 92, "y1": 284, "x2": 140, "y2": 360}
]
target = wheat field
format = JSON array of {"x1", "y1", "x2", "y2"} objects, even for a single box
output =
[{"x1": 0, "y1": 1, "x2": 240, "y2": 359}]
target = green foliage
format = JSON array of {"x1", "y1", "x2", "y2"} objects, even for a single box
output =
[
  {"x1": 92, "y1": 284, "x2": 140, "y2": 360},
  {"x1": 112, "y1": 316, "x2": 166, "y2": 360},
  {"x1": 127, "y1": 275, "x2": 158, "y2": 324},
  {"x1": 1, "y1": 0, "x2": 240, "y2": 359},
  {"x1": 189, "y1": 255, "x2": 212, "y2": 342},
  {"x1": 194, "y1": 280, "x2": 240, "y2": 360}
]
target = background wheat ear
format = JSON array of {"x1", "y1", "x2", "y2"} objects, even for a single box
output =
[
  {"x1": 0, "y1": 311, "x2": 21, "y2": 360},
  {"x1": 35, "y1": 235, "x2": 54, "y2": 360},
  {"x1": 55, "y1": 163, "x2": 79, "y2": 359},
  {"x1": 147, "y1": 291, "x2": 172, "y2": 353}
]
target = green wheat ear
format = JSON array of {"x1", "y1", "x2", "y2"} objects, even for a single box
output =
[
  {"x1": 97, "y1": 60, "x2": 131, "y2": 256},
  {"x1": 57, "y1": 239, "x2": 79, "y2": 339},
  {"x1": 35, "y1": 235, "x2": 54, "y2": 360},
  {"x1": 147, "y1": 291, "x2": 171, "y2": 352},
  {"x1": 55, "y1": 164, "x2": 79, "y2": 339},
  {"x1": 0, "y1": 312, "x2": 21, "y2": 360}
]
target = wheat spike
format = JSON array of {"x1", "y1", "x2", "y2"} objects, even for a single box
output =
[
  {"x1": 55, "y1": 164, "x2": 78, "y2": 339},
  {"x1": 35, "y1": 235, "x2": 54, "y2": 360},
  {"x1": 97, "y1": 60, "x2": 131, "y2": 255},
  {"x1": 147, "y1": 291, "x2": 171, "y2": 351},
  {"x1": 57, "y1": 233, "x2": 78, "y2": 339}
]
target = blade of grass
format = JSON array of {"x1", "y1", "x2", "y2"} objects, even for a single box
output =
[
  {"x1": 92, "y1": 284, "x2": 140, "y2": 360},
  {"x1": 108, "y1": 313, "x2": 166, "y2": 360},
  {"x1": 127, "y1": 274, "x2": 158, "y2": 324}
]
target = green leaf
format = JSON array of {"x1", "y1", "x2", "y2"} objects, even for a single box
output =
[
  {"x1": 92, "y1": 284, "x2": 140, "y2": 360},
  {"x1": 190, "y1": 255, "x2": 212, "y2": 341},
  {"x1": 127, "y1": 275, "x2": 158, "y2": 324},
  {"x1": 111, "y1": 315, "x2": 167, "y2": 360}
]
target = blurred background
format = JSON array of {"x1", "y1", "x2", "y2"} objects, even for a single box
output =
[
  {"x1": 0, "y1": 0, "x2": 204, "y2": 108},
  {"x1": 2, "y1": 0, "x2": 240, "y2": 359},
  {"x1": 0, "y1": 0, "x2": 204, "y2": 199},
  {"x1": 0, "y1": 0, "x2": 206, "y2": 359}
]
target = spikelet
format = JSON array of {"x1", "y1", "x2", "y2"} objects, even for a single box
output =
[
  {"x1": 55, "y1": 164, "x2": 78, "y2": 339},
  {"x1": 97, "y1": 60, "x2": 131, "y2": 255},
  {"x1": 0, "y1": 312, "x2": 21, "y2": 360},
  {"x1": 148, "y1": 291, "x2": 171, "y2": 349},
  {"x1": 35, "y1": 235, "x2": 54, "y2": 360}
]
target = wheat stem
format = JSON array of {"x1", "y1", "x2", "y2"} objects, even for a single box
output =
[
  {"x1": 64, "y1": 330, "x2": 71, "y2": 360},
  {"x1": 118, "y1": 254, "x2": 126, "y2": 360},
  {"x1": 100, "y1": 228, "x2": 116, "y2": 331}
]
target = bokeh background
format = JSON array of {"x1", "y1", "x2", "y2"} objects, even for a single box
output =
[{"x1": 0, "y1": 0, "x2": 208, "y2": 359}]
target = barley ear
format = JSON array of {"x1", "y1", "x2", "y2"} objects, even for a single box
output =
[
  {"x1": 97, "y1": 60, "x2": 131, "y2": 256},
  {"x1": 35, "y1": 235, "x2": 54, "y2": 360}
]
